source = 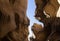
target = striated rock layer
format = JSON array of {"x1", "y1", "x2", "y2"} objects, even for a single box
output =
[
  {"x1": 35, "y1": 0, "x2": 59, "y2": 20},
  {"x1": 31, "y1": 0, "x2": 60, "y2": 41},
  {"x1": 0, "y1": 0, "x2": 29, "y2": 41},
  {"x1": 31, "y1": 23, "x2": 49, "y2": 41},
  {"x1": 31, "y1": 18, "x2": 60, "y2": 41}
]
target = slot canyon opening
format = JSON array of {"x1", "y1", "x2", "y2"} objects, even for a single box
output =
[
  {"x1": 26, "y1": 0, "x2": 44, "y2": 41},
  {"x1": 26, "y1": 0, "x2": 60, "y2": 41}
]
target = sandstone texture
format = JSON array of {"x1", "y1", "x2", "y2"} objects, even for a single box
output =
[
  {"x1": 35, "y1": 0, "x2": 59, "y2": 20},
  {"x1": 31, "y1": 18, "x2": 60, "y2": 41},
  {"x1": 31, "y1": 23, "x2": 49, "y2": 41},
  {"x1": 31, "y1": 0, "x2": 60, "y2": 41},
  {"x1": 0, "y1": 0, "x2": 29, "y2": 41}
]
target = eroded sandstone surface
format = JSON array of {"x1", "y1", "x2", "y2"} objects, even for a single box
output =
[
  {"x1": 31, "y1": 0, "x2": 60, "y2": 41},
  {"x1": 31, "y1": 18, "x2": 60, "y2": 41},
  {"x1": 0, "y1": 0, "x2": 29, "y2": 41},
  {"x1": 31, "y1": 23, "x2": 49, "y2": 41},
  {"x1": 35, "y1": 0, "x2": 59, "y2": 20}
]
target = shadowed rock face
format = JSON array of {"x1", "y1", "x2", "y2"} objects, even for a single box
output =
[
  {"x1": 31, "y1": 18, "x2": 60, "y2": 41},
  {"x1": 47, "y1": 33, "x2": 60, "y2": 41},
  {"x1": 31, "y1": 0, "x2": 60, "y2": 41},
  {"x1": 46, "y1": 18, "x2": 60, "y2": 41},
  {"x1": 0, "y1": 0, "x2": 29, "y2": 41}
]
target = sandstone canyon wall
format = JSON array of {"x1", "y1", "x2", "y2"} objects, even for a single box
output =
[
  {"x1": 0, "y1": 0, "x2": 29, "y2": 41},
  {"x1": 31, "y1": 0, "x2": 60, "y2": 41}
]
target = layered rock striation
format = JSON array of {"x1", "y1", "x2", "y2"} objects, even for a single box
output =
[
  {"x1": 35, "y1": 0, "x2": 59, "y2": 20},
  {"x1": 31, "y1": 18, "x2": 60, "y2": 41},
  {"x1": 0, "y1": 0, "x2": 29, "y2": 41},
  {"x1": 31, "y1": 0, "x2": 60, "y2": 41},
  {"x1": 31, "y1": 23, "x2": 49, "y2": 41}
]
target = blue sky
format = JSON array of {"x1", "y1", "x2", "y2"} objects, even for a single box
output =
[
  {"x1": 27, "y1": 0, "x2": 44, "y2": 40},
  {"x1": 26, "y1": 0, "x2": 44, "y2": 27},
  {"x1": 26, "y1": 0, "x2": 36, "y2": 26}
]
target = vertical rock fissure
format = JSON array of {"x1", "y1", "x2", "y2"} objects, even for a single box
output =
[{"x1": 27, "y1": 0, "x2": 44, "y2": 41}]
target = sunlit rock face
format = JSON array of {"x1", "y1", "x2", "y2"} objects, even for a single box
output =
[
  {"x1": 31, "y1": 0, "x2": 60, "y2": 41},
  {"x1": 35, "y1": 0, "x2": 59, "y2": 20},
  {"x1": 56, "y1": 0, "x2": 60, "y2": 17},
  {"x1": 0, "y1": 0, "x2": 29, "y2": 41},
  {"x1": 31, "y1": 23, "x2": 50, "y2": 41}
]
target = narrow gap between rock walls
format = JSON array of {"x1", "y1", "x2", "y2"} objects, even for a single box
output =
[{"x1": 26, "y1": 0, "x2": 44, "y2": 41}]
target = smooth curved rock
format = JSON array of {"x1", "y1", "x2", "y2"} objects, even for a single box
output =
[
  {"x1": 0, "y1": 0, "x2": 29, "y2": 41},
  {"x1": 31, "y1": 23, "x2": 49, "y2": 41},
  {"x1": 32, "y1": 0, "x2": 60, "y2": 41},
  {"x1": 31, "y1": 18, "x2": 60, "y2": 41},
  {"x1": 35, "y1": 0, "x2": 59, "y2": 20},
  {"x1": 0, "y1": 0, "x2": 16, "y2": 38}
]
